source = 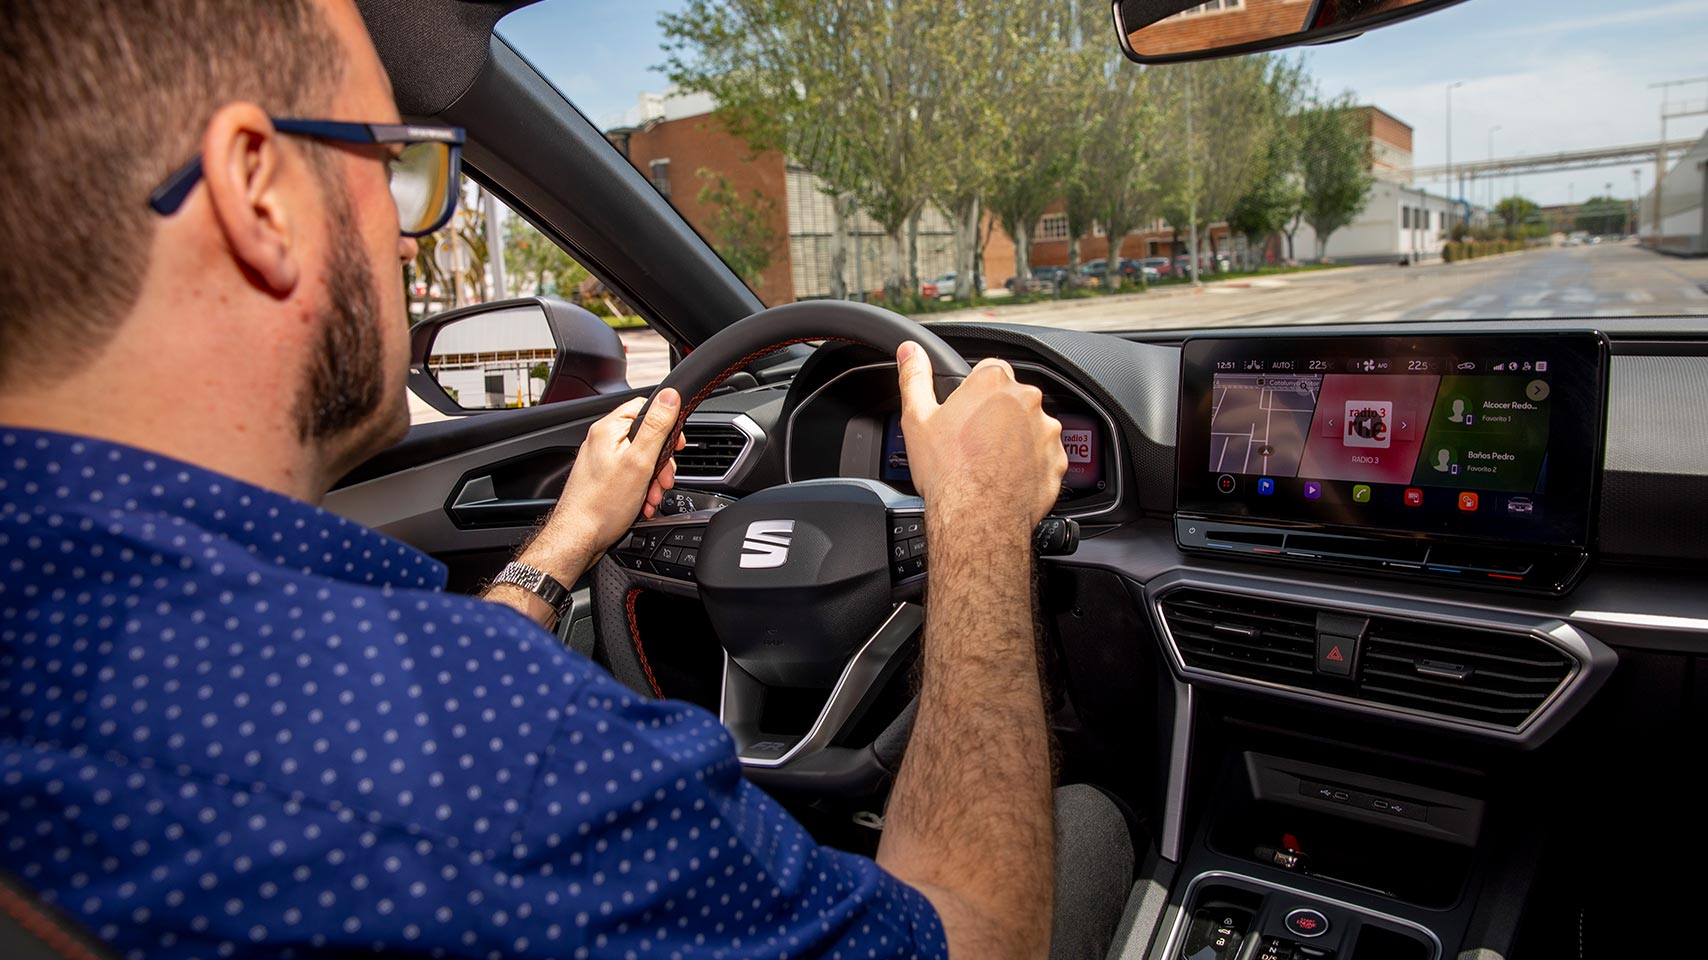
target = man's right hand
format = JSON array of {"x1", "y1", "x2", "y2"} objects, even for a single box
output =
[{"x1": 896, "y1": 341, "x2": 1067, "y2": 537}]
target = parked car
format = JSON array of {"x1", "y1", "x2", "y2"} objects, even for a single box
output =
[
  {"x1": 1079, "y1": 258, "x2": 1156, "y2": 284},
  {"x1": 922, "y1": 271, "x2": 958, "y2": 298},
  {"x1": 1005, "y1": 264, "x2": 1068, "y2": 293},
  {"x1": 1139, "y1": 256, "x2": 1173, "y2": 277}
]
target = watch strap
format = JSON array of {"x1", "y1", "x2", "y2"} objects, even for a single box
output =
[{"x1": 494, "y1": 561, "x2": 573, "y2": 625}]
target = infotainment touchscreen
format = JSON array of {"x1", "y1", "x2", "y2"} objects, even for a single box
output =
[{"x1": 1176, "y1": 333, "x2": 1608, "y2": 549}]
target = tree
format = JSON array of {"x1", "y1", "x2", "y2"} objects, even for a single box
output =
[
  {"x1": 1146, "y1": 56, "x2": 1303, "y2": 272},
  {"x1": 1575, "y1": 195, "x2": 1626, "y2": 236},
  {"x1": 1297, "y1": 94, "x2": 1374, "y2": 260},
  {"x1": 983, "y1": 0, "x2": 1101, "y2": 292},
  {"x1": 1494, "y1": 195, "x2": 1539, "y2": 232},
  {"x1": 504, "y1": 218, "x2": 588, "y2": 297},
  {"x1": 919, "y1": 0, "x2": 1012, "y2": 301},
  {"x1": 663, "y1": 0, "x2": 943, "y2": 304},
  {"x1": 1077, "y1": 67, "x2": 1158, "y2": 290},
  {"x1": 696, "y1": 169, "x2": 781, "y2": 288},
  {"x1": 1226, "y1": 134, "x2": 1304, "y2": 268}
]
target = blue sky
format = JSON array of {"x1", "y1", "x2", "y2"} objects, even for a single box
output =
[{"x1": 499, "y1": 0, "x2": 1708, "y2": 207}]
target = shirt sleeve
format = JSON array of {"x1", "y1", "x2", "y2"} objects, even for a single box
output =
[{"x1": 488, "y1": 665, "x2": 949, "y2": 960}]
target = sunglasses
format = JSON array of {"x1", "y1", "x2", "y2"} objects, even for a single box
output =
[{"x1": 148, "y1": 118, "x2": 466, "y2": 237}]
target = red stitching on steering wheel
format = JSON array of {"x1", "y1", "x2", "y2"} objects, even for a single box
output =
[{"x1": 624, "y1": 587, "x2": 664, "y2": 699}]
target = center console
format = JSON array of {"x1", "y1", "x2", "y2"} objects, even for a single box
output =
[{"x1": 1113, "y1": 331, "x2": 1619, "y2": 959}]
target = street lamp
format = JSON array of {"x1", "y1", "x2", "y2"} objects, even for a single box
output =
[
  {"x1": 1446, "y1": 81, "x2": 1465, "y2": 202},
  {"x1": 1632, "y1": 168, "x2": 1642, "y2": 236},
  {"x1": 1487, "y1": 125, "x2": 1502, "y2": 210}
]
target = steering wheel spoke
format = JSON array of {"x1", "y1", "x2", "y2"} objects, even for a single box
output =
[{"x1": 721, "y1": 602, "x2": 923, "y2": 768}]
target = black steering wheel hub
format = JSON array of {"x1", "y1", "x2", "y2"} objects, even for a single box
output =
[{"x1": 698, "y1": 480, "x2": 899, "y2": 687}]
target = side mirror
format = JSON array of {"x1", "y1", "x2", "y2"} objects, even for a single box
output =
[
  {"x1": 1114, "y1": 0, "x2": 1469, "y2": 65},
  {"x1": 409, "y1": 297, "x2": 629, "y2": 416}
]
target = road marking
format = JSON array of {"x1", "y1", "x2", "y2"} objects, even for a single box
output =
[
  {"x1": 1362, "y1": 300, "x2": 1402, "y2": 313},
  {"x1": 1559, "y1": 288, "x2": 1596, "y2": 304},
  {"x1": 1682, "y1": 285, "x2": 1708, "y2": 302},
  {"x1": 1357, "y1": 310, "x2": 1404, "y2": 324},
  {"x1": 1427, "y1": 310, "x2": 1475, "y2": 320},
  {"x1": 1460, "y1": 294, "x2": 1496, "y2": 309},
  {"x1": 1514, "y1": 291, "x2": 1548, "y2": 307},
  {"x1": 1626, "y1": 290, "x2": 1656, "y2": 304},
  {"x1": 1596, "y1": 308, "x2": 1638, "y2": 317},
  {"x1": 1505, "y1": 309, "x2": 1555, "y2": 318}
]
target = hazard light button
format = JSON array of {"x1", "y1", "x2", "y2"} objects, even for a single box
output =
[{"x1": 1316, "y1": 634, "x2": 1356, "y2": 677}]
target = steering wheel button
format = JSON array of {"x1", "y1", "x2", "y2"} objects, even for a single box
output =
[
  {"x1": 626, "y1": 534, "x2": 648, "y2": 551},
  {"x1": 657, "y1": 546, "x2": 678, "y2": 563},
  {"x1": 680, "y1": 550, "x2": 698, "y2": 567},
  {"x1": 666, "y1": 529, "x2": 693, "y2": 547},
  {"x1": 902, "y1": 519, "x2": 924, "y2": 537},
  {"x1": 891, "y1": 523, "x2": 906, "y2": 538},
  {"x1": 906, "y1": 538, "x2": 926, "y2": 558},
  {"x1": 891, "y1": 542, "x2": 909, "y2": 561}
]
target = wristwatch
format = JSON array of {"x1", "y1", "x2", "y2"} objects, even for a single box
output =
[{"x1": 492, "y1": 561, "x2": 573, "y2": 628}]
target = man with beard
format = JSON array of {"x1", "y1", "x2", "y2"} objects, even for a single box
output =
[{"x1": 0, "y1": 1, "x2": 1129, "y2": 958}]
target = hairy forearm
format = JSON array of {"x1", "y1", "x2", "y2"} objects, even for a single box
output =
[
  {"x1": 480, "y1": 521, "x2": 601, "y2": 627},
  {"x1": 877, "y1": 518, "x2": 1053, "y2": 957}
]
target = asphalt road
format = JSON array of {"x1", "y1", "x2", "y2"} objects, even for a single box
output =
[
  {"x1": 939, "y1": 241, "x2": 1708, "y2": 334},
  {"x1": 429, "y1": 242, "x2": 1706, "y2": 419}
]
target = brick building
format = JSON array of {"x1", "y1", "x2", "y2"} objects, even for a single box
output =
[
  {"x1": 607, "y1": 90, "x2": 1016, "y2": 305},
  {"x1": 607, "y1": 87, "x2": 1443, "y2": 296},
  {"x1": 1126, "y1": 0, "x2": 1316, "y2": 59}
]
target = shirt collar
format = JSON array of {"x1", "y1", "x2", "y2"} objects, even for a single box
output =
[{"x1": 0, "y1": 427, "x2": 446, "y2": 591}]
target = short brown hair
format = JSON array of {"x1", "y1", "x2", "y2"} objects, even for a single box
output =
[{"x1": 0, "y1": 0, "x2": 346, "y2": 387}]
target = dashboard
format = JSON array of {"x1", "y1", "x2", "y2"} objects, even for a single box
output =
[{"x1": 784, "y1": 359, "x2": 1124, "y2": 518}]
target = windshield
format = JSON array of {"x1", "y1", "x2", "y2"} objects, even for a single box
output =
[{"x1": 498, "y1": 0, "x2": 1708, "y2": 336}]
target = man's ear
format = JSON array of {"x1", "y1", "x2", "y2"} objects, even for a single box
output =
[{"x1": 200, "y1": 104, "x2": 300, "y2": 296}]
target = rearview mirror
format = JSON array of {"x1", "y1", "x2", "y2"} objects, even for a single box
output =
[
  {"x1": 408, "y1": 297, "x2": 630, "y2": 416},
  {"x1": 1115, "y1": 0, "x2": 1470, "y2": 65}
]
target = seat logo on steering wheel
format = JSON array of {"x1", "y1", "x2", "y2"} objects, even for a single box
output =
[{"x1": 739, "y1": 520, "x2": 796, "y2": 569}]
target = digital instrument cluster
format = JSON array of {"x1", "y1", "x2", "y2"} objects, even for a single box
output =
[{"x1": 788, "y1": 360, "x2": 1122, "y2": 518}]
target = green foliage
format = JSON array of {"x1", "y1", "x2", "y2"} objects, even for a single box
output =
[
  {"x1": 1226, "y1": 133, "x2": 1305, "y2": 252},
  {"x1": 504, "y1": 218, "x2": 589, "y2": 297},
  {"x1": 1575, "y1": 195, "x2": 1629, "y2": 236},
  {"x1": 1296, "y1": 94, "x2": 1375, "y2": 259},
  {"x1": 696, "y1": 168, "x2": 781, "y2": 287},
  {"x1": 1443, "y1": 239, "x2": 1529, "y2": 262},
  {"x1": 1493, "y1": 195, "x2": 1539, "y2": 231}
]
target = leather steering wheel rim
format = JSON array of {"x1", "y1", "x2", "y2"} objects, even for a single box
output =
[{"x1": 627, "y1": 300, "x2": 972, "y2": 486}]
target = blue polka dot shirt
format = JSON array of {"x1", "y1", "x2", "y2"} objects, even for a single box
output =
[{"x1": 0, "y1": 428, "x2": 946, "y2": 960}]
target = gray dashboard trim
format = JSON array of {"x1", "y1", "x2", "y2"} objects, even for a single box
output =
[
  {"x1": 1143, "y1": 570, "x2": 1616, "y2": 746},
  {"x1": 785, "y1": 359, "x2": 1127, "y2": 520}
]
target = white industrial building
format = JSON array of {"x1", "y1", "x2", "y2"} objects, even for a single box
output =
[
  {"x1": 1285, "y1": 182, "x2": 1480, "y2": 266},
  {"x1": 426, "y1": 302, "x2": 555, "y2": 409},
  {"x1": 1640, "y1": 131, "x2": 1707, "y2": 256}
]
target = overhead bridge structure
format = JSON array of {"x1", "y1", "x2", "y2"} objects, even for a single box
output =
[{"x1": 1404, "y1": 139, "x2": 1697, "y2": 182}]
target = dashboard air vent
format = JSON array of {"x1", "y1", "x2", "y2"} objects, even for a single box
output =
[
  {"x1": 1159, "y1": 589, "x2": 1318, "y2": 685},
  {"x1": 676, "y1": 422, "x2": 750, "y2": 480},
  {"x1": 1359, "y1": 618, "x2": 1573, "y2": 727}
]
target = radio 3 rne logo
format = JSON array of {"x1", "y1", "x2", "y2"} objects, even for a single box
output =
[{"x1": 1343, "y1": 400, "x2": 1392, "y2": 449}]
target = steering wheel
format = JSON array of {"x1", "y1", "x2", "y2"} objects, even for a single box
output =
[{"x1": 592, "y1": 300, "x2": 970, "y2": 795}]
